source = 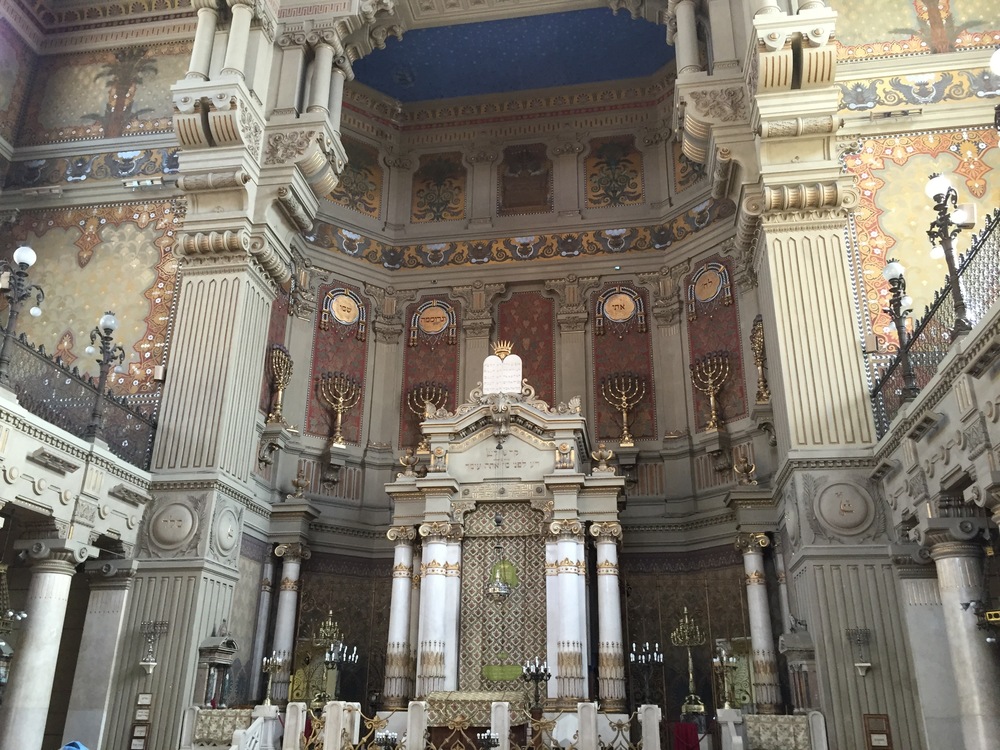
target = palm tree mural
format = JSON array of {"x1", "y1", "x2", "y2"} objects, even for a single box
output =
[{"x1": 83, "y1": 47, "x2": 158, "y2": 137}]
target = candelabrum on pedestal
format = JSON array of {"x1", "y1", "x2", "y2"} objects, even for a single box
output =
[
  {"x1": 262, "y1": 651, "x2": 287, "y2": 706},
  {"x1": 476, "y1": 731, "x2": 500, "y2": 750},
  {"x1": 267, "y1": 344, "x2": 294, "y2": 426},
  {"x1": 629, "y1": 641, "x2": 663, "y2": 706},
  {"x1": 138, "y1": 620, "x2": 169, "y2": 676},
  {"x1": 317, "y1": 372, "x2": 361, "y2": 448},
  {"x1": 691, "y1": 352, "x2": 731, "y2": 431},
  {"x1": 712, "y1": 644, "x2": 739, "y2": 709},
  {"x1": 670, "y1": 607, "x2": 706, "y2": 715},
  {"x1": 601, "y1": 372, "x2": 646, "y2": 447},
  {"x1": 406, "y1": 381, "x2": 448, "y2": 453},
  {"x1": 374, "y1": 731, "x2": 399, "y2": 750},
  {"x1": 522, "y1": 657, "x2": 551, "y2": 710},
  {"x1": 749, "y1": 315, "x2": 770, "y2": 404}
]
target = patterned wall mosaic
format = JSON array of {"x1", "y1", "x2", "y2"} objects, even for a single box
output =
[
  {"x1": 19, "y1": 41, "x2": 189, "y2": 145},
  {"x1": 308, "y1": 198, "x2": 733, "y2": 270},
  {"x1": 842, "y1": 128, "x2": 1000, "y2": 351},
  {"x1": 832, "y1": 0, "x2": 1000, "y2": 61},
  {"x1": 585, "y1": 135, "x2": 645, "y2": 209},
  {"x1": 326, "y1": 137, "x2": 384, "y2": 220},
  {"x1": 411, "y1": 152, "x2": 467, "y2": 223},
  {"x1": 498, "y1": 143, "x2": 553, "y2": 216},
  {"x1": 839, "y1": 67, "x2": 1000, "y2": 113},
  {"x1": 0, "y1": 20, "x2": 33, "y2": 144},
  {"x1": 591, "y1": 283, "x2": 657, "y2": 443},
  {"x1": 306, "y1": 282, "x2": 369, "y2": 441},
  {"x1": 398, "y1": 296, "x2": 461, "y2": 449},
  {"x1": 3, "y1": 147, "x2": 180, "y2": 188},
  {"x1": 296, "y1": 552, "x2": 393, "y2": 710},
  {"x1": 458, "y1": 501, "x2": 547, "y2": 692},
  {"x1": 496, "y1": 292, "x2": 555, "y2": 407},
  {"x1": 0, "y1": 201, "x2": 180, "y2": 394},
  {"x1": 622, "y1": 546, "x2": 747, "y2": 716},
  {"x1": 686, "y1": 257, "x2": 747, "y2": 431}
]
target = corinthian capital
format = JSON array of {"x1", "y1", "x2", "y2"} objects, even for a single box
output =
[
  {"x1": 275, "y1": 542, "x2": 312, "y2": 562},
  {"x1": 735, "y1": 532, "x2": 770, "y2": 554},
  {"x1": 387, "y1": 525, "x2": 417, "y2": 542}
]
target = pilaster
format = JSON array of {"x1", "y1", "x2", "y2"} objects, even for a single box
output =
[
  {"x1": 451, "y1": 283, "x2": 505, "y2": 396},
  {"x1": 544, "y1": 275, "x2": 599, "y2": 415}
]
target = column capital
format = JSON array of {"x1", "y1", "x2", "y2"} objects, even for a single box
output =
[
  {"x1": 418, "y1": 521, "x2": 461, "y2": 541},
  {"x1": 275, "y1": 542, "x2": 311, "y2": 562},
  {"x1": 589, "y1": 521, "x2": 623, "y2": 542},
  {"x1": 451, "y1": 282, "x2": 505, "y2": 332},
  {"x1": 545, "y1": 274, "x2": 600, "y2": 319},
  {"x1": 735, "y1": 531, "x2": 770, "y2": 554},
  {"x1": 19, "y1": 539, "x2": 93, "y2": 572},
  {"x1": 929, "y1": 540, "x2": 984, "y2": 563},
  {"x1": 387, "y1": 525, "x2": 417, "y2": 543},
  {"x1": 548, "y1": 519, "x2": 584, "y2": 540},
  {"x1": 84, "y1": 559, "x2": 139, "y2": 588}
]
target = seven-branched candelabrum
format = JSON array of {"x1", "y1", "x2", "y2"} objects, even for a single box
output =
[{"x1": 317, "y1": 372, "x2": 362, "y2": 448}]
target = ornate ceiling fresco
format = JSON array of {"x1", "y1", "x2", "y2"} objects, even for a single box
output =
[{"x1": 351, "y1": 7, "x2": 674, "y2": 102}]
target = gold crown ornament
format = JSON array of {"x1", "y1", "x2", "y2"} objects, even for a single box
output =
[{"x1": 492, "y1": 340, "x2": 513, "y2": 360}]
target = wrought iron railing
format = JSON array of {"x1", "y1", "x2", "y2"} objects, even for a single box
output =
[
  {"x1": 871, "y1": 208, "x2": 1000, "y2": 438},
  {"x1": 4, "y1": 333, "x2": 159, "y2": 470}
]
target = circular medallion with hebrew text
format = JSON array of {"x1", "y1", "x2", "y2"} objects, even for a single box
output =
[
  {"x1": 604, "y1": 292, "x2": 636, "y2": 322},
  {"x1": 815, "y1": 481, "x2": 874, "y2": 535},
  {"x1": 330, "y1": 293, "x2": 360, "y2": 325},
  {"x1": 149, "y1": 501, "x2": 197, "y2": 550},
  {"x1": 418, "y1": 303, "x2": 449, "y2": 334},
  {"x1": 213, "y1": 506, "x2": 240, "y2": 555}
]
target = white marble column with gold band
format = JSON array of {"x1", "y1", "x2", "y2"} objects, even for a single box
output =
[
  {"x1": 186, "y1": 0, "x2": 220, "y2": 80},
  {"x1": 409, "y1": 549, "x2": 421, "y2": 695},
  {"x1": 62, "y1": 560, "x2": 138, "y2": 750},
  {"x1": 0, "y1": 540, "x2": 92, "y2": 750},
  {"x1": 416, "y1": 522, "x2": 451, "y2": 696},
  {"x1": 773, "y1": 537, "x2": 792, "y2": 633},
  {"x1": 443, "y1": 529, "x2": 463, "y2": 691},
  {"x1": 928, "y1": 532, "x2": 1000, "y2": 749},
  {"x1": 249, "y1": 558, "x2": 275, "y2": 699},
  {"x1": 384, "y1": 526, "x2": 416, "y2": 707},
  {"x1": 550, "y1": 519, "x2": 587, "y2": 704},
  {"x1": 273, "y1": 542, "x2": 311, "y2": 703},
  {"x1": 544, "y1": 534, "x2": 559, "y2": 703},
  {"x1": 221, "y1": 0, "x2": 255, "y2": 78},
  {"x1": 735, "y1": 532, "x2": 781, "y2": 713},
  {"x1": 591, "y1": 522, "x2": 625, "y2": 709}
]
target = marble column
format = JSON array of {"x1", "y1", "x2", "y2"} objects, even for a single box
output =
[
  {"x1": 186, "y1": 0, "x2": 220, "y2": 80},
  {"x1": 249, "y1": 559, "x2": 275, "y2": 700},
  {"x1": 443, "y1": 530, "x2": 463, "y2": 691},
  {"x1": 221, "y1": 0, "x2": 254, "y2": 78},
  {"x1": 735, "y1": 532, "x2": 781, "y2": 712},
  {"x1": 591, "y1": 522, "x2": 625, "y2": 709},
  {"x1": 273, "y1": 542, "x2": 311, "y2": 703},
  {"x1": 773, "y1": 538, "x2": 792, "y2": 633},
  {"x1": 544, "y1": 535, "x2": 559, "y2": 703},
  {"x1": 408, "y1": 553, "x2": 421, "y2": 696},
  {"x1": 930, "y1": 540, "x2": 1000, "y2": 748},
  {"x1": 307, "y1": 42, "x2": 335, "y2": 113},
  {"x1": 328, "y1": 67, "x2": 347, "y2": 134},
  {"x1": 384, "y1": 526, "x2": 416, "y2": 707},
  {"x1": 62, "y1": 560, "x2": 138, "y2": 749},
  {"x1": 551, "y1": 520, "x2": 586, "y2": 704},
  {"x1": 673, "y1": 0, "x2": 702, "y2": 74},
  {"x1": 0, "y1": 541, "x2": 89, "y2": 750},
  {"x1": 416, "y1": 523, "x2": 450, "y2": 696}
]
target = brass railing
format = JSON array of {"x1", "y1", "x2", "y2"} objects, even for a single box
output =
[
  {"x1": 871, "y1": 208, "x2": 1000, "y2": 438},
  {"x1": 4, "y1": 333, "x2": 159, "y2": 469}
]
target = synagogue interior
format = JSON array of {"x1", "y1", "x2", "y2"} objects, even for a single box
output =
[{"x1": 0, "y1": 1, "x2": 999, "y2": 749}]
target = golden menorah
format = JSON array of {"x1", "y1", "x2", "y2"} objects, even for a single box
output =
[
  {"x1": 601, "y1": 372, "x2": 646, "y2": 448},
  {"x1": 406, "y1": 381, "x2": 449, "y2": 453},
  {"x1": 266, "y1": 345, "x2": 294, "y2": 426},
  {"x1": 690, "y1": 351, "x2": 730, "y2": 431},
  {"x1": 671, "y1": 606, "x2": 706, "y2": 715},
  {"x1": 317, "y1": 372, "x2": 362, "y2": 449}
]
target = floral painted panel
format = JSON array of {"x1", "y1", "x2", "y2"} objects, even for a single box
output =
[
  {"x1": 833, "y1": 0, "x2": 1000, "y2": 61},
  {"x1": 672, "y1": 141, "x2": 707, "y2": 194},
  {"x1": 0, "y1": 20, "x2": 33, "y2": 144},
  {"x1": 19, "y1": 42, "x2": 189, "y2": 145},
  {"x1": 410, "y1": 151, "x2": 466, "y2": 222},
  {"x1": 585, "y1": 135, "x2": 644, "y2": 208},
  {"x1": 326, "y1": 137, "x2": 383, "y2": 219},
  {"x1": 839, "y1": 67, "x2": 1000, "y2": 112},
  {"x1": 498, "y1": 143, "x2": 552, "y2": 216}
]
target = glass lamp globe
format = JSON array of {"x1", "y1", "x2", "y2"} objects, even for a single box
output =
[
  {"x1": 925, "y1": 173, "x2": 953, "y2": 200},
  {"x1": 29, "y1": 306, "x2": 41, "y2": 317},
  {"x1": 901, "y1": 295, "x2": 913, "y2": 311},
  {"x1": 99, "y1": 312, "x2": 118, "y2": 332},
  {"x1": 991, "y1": 47, "x2": 1000, "y2": 76},
  {"x1": 930, "y1": 244, "x2": 945, "y2": 259},
  {"x1": 882, "y1": 260, "x2": 905, "y2": 281},
  {"x1": 12, "y1": 246, "x2": 36, "y2": 267}
]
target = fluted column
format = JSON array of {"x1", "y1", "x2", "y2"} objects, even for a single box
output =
[
  {"x1": 249, "y1": 559, "x2": 275, "y2": 700},
  {"x1": 674, "y1": 0, "x2": 701, "y2": 74},
  {"x1": 416, "y1": 523, "x2": 450, "y2": 696},
  {"x1": 308, "y1": 42, "x2": 335, "y2": 113},
  {"x1": 273, "y1": 542, "x2": 311, "y2": 703},
  {"x1": 550, "y1": 520, "x2": 586, "y2": 704},
  {"x1": 187, "y1": 0, "x2": 220, "y2": 80},
  {"x1": 735, "y1": 532, "x2": 781, "y2": 713},
  {"x1": 0, "y1": 541, "x2": 90, "y2": 750},
  {"x1": 385, "y1": 526, "x2": 416, "y2": 707},
  {"x1": 221, "y1": 0, "x2": 254, "y2": 78},
  {"x1": 591, "y1": 522, "x2": 625, "y2": 710},
  {"x1": 930, "y1": 539, "x2": 1000, "y2": 748},
  {"x1": 62, "y1": 560, "x2": 137, "y2": 749}
]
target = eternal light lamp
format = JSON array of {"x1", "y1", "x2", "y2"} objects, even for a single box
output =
[
  {"x1": 0, "y1": 245, "x2": 44, "y2": 386},
  {"x1": 925, "y1": 174, "x2": 977, "y2": 338}
]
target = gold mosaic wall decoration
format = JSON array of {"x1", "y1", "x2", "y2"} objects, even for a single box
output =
[
  {"x1": 458, "y1": 500, "x2": 547, "y2": 692},
  {"x1": 585, "y1": 135, "x2": 644, "y2": 209},
  {"x1": 411, "y1": 151, "x2": 467, "y2": 223},
  {"x1": 326, "y1": 137, "x2": 384, "y2": 219}
]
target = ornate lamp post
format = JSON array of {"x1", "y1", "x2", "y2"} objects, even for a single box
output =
[
  {"x1": 629, "y1": 641, "x2": 663, "y2": 706},
  {"x1": 670, "y1": 607, "x2": 706, "y2": 715},
  {"x1": 881, "y1": 260, "x2": 919, "y2": 401},
  {"x1": 522, "y1": 657, "x2": 551, "y2": 710},
  {"x1": 925, "y1": 173, "x2": 977, "y2": 339},
  {"x1": 0, "y1": 245, "x2": 44, "y2": 387},
  {"x1": 84, "y1": 311, "x2": 126, "y2": 442},
  {"x1": 324, "y1": 639, "x2": 358, "y2": 700}
]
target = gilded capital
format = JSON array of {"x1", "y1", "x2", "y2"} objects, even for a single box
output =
[
  {"x1": 275, "y1": 542, "x2": 312, "y2": 562},
  {"x1": 589, "y1": 521, "x2": 623, "y2": 542},
  {"x1": 387, "y1": 525, "x2": 417, "y2": 543},
  {"x1": 548, "y1": 519, "x2": 584, "y2": 539},
  {"x1": 735, "y1": 532, "x2": 770, "y2": 554}
]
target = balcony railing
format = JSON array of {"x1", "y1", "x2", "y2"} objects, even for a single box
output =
[
  {"x1": 4, "y1": 333, "x2": 159, "y2": 469},
  {"x1": 871, "y1": 207, "x2": 1000, "y2": 439}
]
